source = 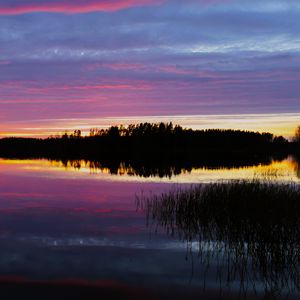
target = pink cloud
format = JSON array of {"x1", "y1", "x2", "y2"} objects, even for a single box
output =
[
  {"x1": 0, "y1": 60, "x2": 11, "y2": 65},
  {"x1": 0, "y1": 0, "x2": 163, "y2": 15},
  {"x1": 86, "y1": 62, "x2": 145, "y2": 71},
  {"x1": 183, "y1": 0, "x2": 232, "y2": 4}
]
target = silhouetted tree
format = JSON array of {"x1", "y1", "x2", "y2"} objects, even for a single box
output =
[
  {"x1": 0, "y1": 123, "x2": 295, "y2": 160},
  {"x1": 69, "y1": 130, "x2": 81, "y2": 139},
  {"x1": 294, "y1": 125, "x2": 300, "y2": 143},
  {"x1": 62, "y1": 131, "x2": 69, "y2": 140},
  {"x1": 273, "y1": 136, "x2": 288, "y2": 144},
  {"x1": 107, "y1": 126, "x2": 120, "y2": 138}
]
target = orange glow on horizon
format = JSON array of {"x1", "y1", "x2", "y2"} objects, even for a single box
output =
[{"x1": 0, "y1": 113, "x2": 299, "y2": 139}]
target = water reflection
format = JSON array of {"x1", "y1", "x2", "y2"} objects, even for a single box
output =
[
  {"x1": 139, "y1": 181, "x2": 300, "y2": 298},
  {"x1": 0, "y1": 156, "x2": 299, "y2": 184},
  {"x1": 293, "y1": 155, "x2": 300, "y2": 178},
  {"x1": 50, "y1": 156, "x2": 300, "y2": 182},
  {"x1": 0, "y1": 157, "x2": 299, "y2": 299},
  {"x1": 52, "y1": 155, "x2": 290, "y2": 177}
]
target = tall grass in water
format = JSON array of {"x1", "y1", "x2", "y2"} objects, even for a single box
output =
[{"x1": 137, "y1": 180, "x2": 300, "y2": 298}]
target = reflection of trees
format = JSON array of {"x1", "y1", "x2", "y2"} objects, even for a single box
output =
[
  {"x1": 57, "y1": 159, "x2": 185, "y2": 178},
  {"x1": 292, "y1": 156, "x2": 300, "y2": 179},
  {"x1": 138, "y1": 181, "x2": 300, "y2": 298},
  {"x1": 52, "y1": 155, "x2": 280, "y2": 179}
]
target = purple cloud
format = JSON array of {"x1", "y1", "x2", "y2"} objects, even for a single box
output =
[{"x1": 0, "y1": 0, "x2": 163, "y2": 15}]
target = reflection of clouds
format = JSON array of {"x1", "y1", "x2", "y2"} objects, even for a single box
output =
[
  {"x1": 0, "y1": 158, "x2": 299, "y2": 297},
  {"x1": 0, "y1": 238, "x2": 218, "y2": 290},
  {"x1": 9, "y1": 235, "x2": 198, "y2": 250}
]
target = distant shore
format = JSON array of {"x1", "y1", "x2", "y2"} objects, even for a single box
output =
[{"x1": 0, "y1": 123, "x2": 298, "y2": 161}]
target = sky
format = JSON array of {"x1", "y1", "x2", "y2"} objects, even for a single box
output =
[{"x1": 0, "y1": 0, "x2": 299, "y2": 138}]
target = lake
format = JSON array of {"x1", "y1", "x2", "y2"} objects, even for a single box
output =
[{"x1": 0, "y1": 156, "x2": 299, "y2": 299}]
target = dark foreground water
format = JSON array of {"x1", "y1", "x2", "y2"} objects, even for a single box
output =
[{"x1": 0, "y1": 157, "x2": 299, "y2": 299}]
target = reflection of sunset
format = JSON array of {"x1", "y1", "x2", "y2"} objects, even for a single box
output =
[
  {"x1": 1, "y1": 157, "x2": 299, "y2": 183},
  {"x1": 293, "y1": 158, "x2": 300, "y2": 178},
  {"x1": 0, "y1": 1, "x2": 299, "y2": 297}
]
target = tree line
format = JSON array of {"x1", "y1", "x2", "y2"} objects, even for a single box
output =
[{"x1": 0, "y1": 122, "x2": 298, "y2": 160}]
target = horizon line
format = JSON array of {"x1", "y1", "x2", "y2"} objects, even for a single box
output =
[{"x1": 0, "y1": 113, "x2": 299, "y2": 139}]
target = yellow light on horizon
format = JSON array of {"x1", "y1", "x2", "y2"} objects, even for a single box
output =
[{"x1": 0, "y1": 113, "x2": 299, "y2": 139}]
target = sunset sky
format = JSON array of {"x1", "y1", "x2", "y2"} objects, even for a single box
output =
[{"x1": 0, "y1": 0, "x2": 299, "y2": 138}]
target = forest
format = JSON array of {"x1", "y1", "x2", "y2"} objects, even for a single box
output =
[{"x1": 0, "y1": 123, "x2": 298, "y2": 161}]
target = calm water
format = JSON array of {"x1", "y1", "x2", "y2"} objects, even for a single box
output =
[{"x1": 0, "y1": 156, "x2": 299, "y2": 299}]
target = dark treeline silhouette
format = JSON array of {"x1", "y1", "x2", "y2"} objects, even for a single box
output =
[
  {"x1": 137, "y1": 181, "x2": 300, "y2": 298},
  {"x1": 0, "y1": 123, "x2": 297, "y2": 162}
]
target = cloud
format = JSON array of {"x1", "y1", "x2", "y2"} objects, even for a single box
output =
[
  {"x1": 0, "y1": 0, "x2": 162, "y2": 15},
  {"x1": 0, "y1": 0, "x2": 299, "y2": 136}
]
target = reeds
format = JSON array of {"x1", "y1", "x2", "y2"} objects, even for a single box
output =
[{"x1": 137, "y1": 180, "x2": 300, "y2": 298}]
